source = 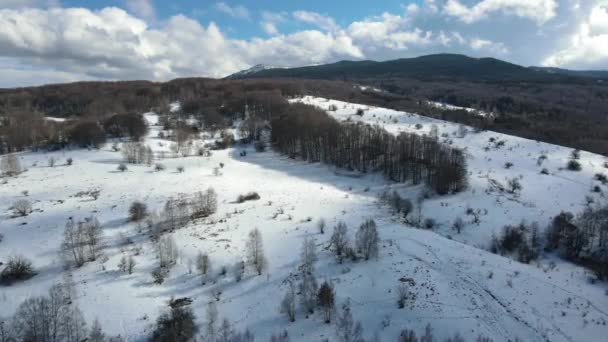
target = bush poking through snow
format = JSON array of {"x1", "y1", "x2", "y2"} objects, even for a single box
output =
[
  {"x1": 595, "y1": 173, "x2": 607, "y2": 184},
  {"x1": 12, "y1": 199, "x2": 32, "y2": 217},
  {"x1": 567, "y1": 160, "x2": 582, "y2": 171},
  {"x1": 0, "y1": 255, "x2": 35, "y2": 285},
  {"x1": 237, "y1": 192, "x2": 260, "y2": 203},
  {"x1": 490, "y1": 222, "x2": 540, "y2": 264},
  {"x1": 129, "y1": 201, "x2": 148, "y2": 222},
  {"x1": 152, "y1": 304, "x2": 198, "y2": 342},
  {"x1": 154, "y1": 163, "x2": 166, "y2": 172},
  {"x1": 66, "y1": 157, "x2": 73, "y2": 166},
  {"x1": 177, "y1": 165, "x2": 185, "y2": 173}
]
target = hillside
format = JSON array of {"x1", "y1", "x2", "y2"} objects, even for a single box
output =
[
  {"x1": 232, "y1": 54, "x2": 602, "y2": 83},
  {"x1": 1, "y1": 98, "x2": 607, "y2": 341}
]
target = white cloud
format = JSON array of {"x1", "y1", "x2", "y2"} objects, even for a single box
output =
[
  {"x1": 470, "y1": 38, "x2": 509, "y2": 54},
  {"x1": 346, "y1": 13, "x2": 432, "y2": 50},
  {"x1": 0, "y1": 0, "x2": 60, "y2": 8},
  {"x1": 443, "y1": 0, "x2": 558, "y2": 25},
  {"x1": 0, "y1": 6, "x2": 368, "y2": 84},
  {"x1": 543, "y1": 2, "x2": 608, "y2": 69},
  {"x1": 215, "y1": 2, "x2": 249, "y2": 19},
  {"x1": 124, "y1": 0, "x2": 155, "y2": 21},
  {"x1": 293, "y1": 11, "x2": 340, "y2": 32},
  {"x1": 260, "y1": 11, "x2": 286, "y2": 35}
]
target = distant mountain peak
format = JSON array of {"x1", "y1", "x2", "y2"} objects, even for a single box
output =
[{"x1": 227, "y1": 64, "x2": 278, "y2": 79}]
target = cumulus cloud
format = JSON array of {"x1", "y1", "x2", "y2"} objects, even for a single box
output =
[
  {"x1": 124, "y1": 0, "x2": 155, "y2": 21},
  {"x1": 260, "y1": 11, "x2": 287, "y2": 35},
  {"x1": 215, "y1": 2, "x2": 249, "y2": 19},
  {"x1": 0, "y1": 6, "x2": 369, "y2": 84},
  {"x1": 443, "y1": 0, "x2": 558, "y2": 25},
  {"x1": 293, "y1": 11, "x2": 340, "y2": 32},
  {"x1": 470, "y1": 38, "x2": 509, "y2": 54},
  {"x1": 543, "y1": 2, "x2": 608, "y2": 69}
]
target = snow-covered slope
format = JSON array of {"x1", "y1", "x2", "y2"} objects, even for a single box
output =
[{"x1": 1, "y1": 103, "x2": 607, "y2": 342}]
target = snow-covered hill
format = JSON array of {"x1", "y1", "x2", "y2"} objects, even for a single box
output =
[{"x1": 1, "y1": 100, "x2": 607, "y2": 341}]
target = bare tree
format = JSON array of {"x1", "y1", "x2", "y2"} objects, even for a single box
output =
[
  {"x1": 158, "y1": 235, "x2": 178, "y2": 269},
  {"x1": 317, "y1": 281, "x2": 335, "y2": 324},
  {"x1": 62, "y1": 218, "x2": 86, "y2": 267},
  {"x1": 246, "y1": 228, "x2": 267, "y2": 275},
  {"x1": 280, "y1": 282, "x2": 296, "y2": 322},
  {"x1": 232, "y1": 260, "x2": 245, "y2": 282},
  {"x1": 453, "y1": 217, "x2": 465, "y2": 234},
  {"x1": 192, "y1": 187, "x2": 218, "y2": 218},
  {"x1": 317, "y1": 218, "x2": 326, "y2": 234},
  {"x1": 195, "y1": 251, "x2": 212, "y2": 285},
  {"x1": 0, "y1": 154, "x2": 22, "y2": 176},
  {"x1": 127, "y1": 256, "x2": 136, "y2": 274},
  {"x1": 83, "y1": 216, "x2": 102, "y2": 261},
  {"x1": 89, "y1": 318, "x2": 106, "y2": 342},
  {"x1": 299, "y1": 236, "x2": 318, "y2": 315},
  {"x1": 355, "y1": 219, "x2": 379, "y2": 260},
  {"x1": 204, "y1": 302, "x2": 219, "y2": 342},
  {"x1": 330, "y1": 222, "x2": 349, "y2": 263},
  {"x1": 335, "y1": 300, "x2": 364, "y2": 342},
  {"x1": 217, "y1": 318, "x2": 234, "y2": 342}
]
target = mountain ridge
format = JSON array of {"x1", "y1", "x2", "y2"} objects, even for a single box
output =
[{"x1": 228, "y1": 53, "x2": 608, "y2": 83}]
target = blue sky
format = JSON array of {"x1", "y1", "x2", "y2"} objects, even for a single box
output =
[{"x1": 0, "y1": 1, "x2": 607, "y2": 87}]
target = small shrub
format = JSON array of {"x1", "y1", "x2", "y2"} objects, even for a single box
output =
[
  {"x1": 0, "y1": 255, "x2": 35, "y2": 285},
  {"x1": 254, "y1": 140, "x2": 266, "y2": 152},
  {"x1": 12, "y1": 199, "x2": 32, "y2": 217},
  {"x1": 237, "y1": 192, "x2": 260, "y2": 203},
  {"x1": 155, "y1": 163, "x2": 166, "y2": 172},
  {"x1": 356, "y1": 108, "x2": 364, "y2": 116},
  {"x1": 48, "y1": 156, "x2": 56, "y2": 167},
  {"x1": 540, "y1": 168, "x2": 549, "y2": 175},
  {"x1": 117, "y1": 163, "x2": 128, "y2": 172},
  {"x1": 423, "y1": 218, "x2": 436, "y2": 229},
  {"x1": 504, "y1": 162, "x2": 513, "y2": 169},
  {"x1": 329, "y1": 104, "x2": 338, "y2": 111},
  {"x1": 567, "y1": 160, "x2": 581, "y2": 171},
  {"x1": 66, "y1": 157, "x2": 73, "y2": 166},
  {"x1": 594, "y1": 173, "x2": 607, "y2": 184},
  {"x1": 415, "y1": 123, "x2": 423, "y2": 130},
  {"x1": 152, "y1": 305, "x2": 198, "y2": 342},
  {"x1": 177, "y1": 166, "x2": 185, "y2": 173},
  {"x1": 453, "y1": 217, "x2": 464, "y2": 234},
  {"x1": 151, "y1": 268, "x2": 166, "y2": 284},
  {"x1": 129, "y1": 201, "x2": 148, "y2": 222}
]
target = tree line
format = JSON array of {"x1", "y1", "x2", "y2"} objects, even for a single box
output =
[{"x1": 271, "y1": 103, "x2": 468, "y2": 194}]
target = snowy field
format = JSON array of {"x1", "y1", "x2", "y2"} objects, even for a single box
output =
[{"x1": 1, "y1": 99, "x2": 608, "y2": 341}]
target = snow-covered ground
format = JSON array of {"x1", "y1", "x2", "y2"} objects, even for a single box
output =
[
  {"x1": 426, "y1": 101, "x2": 494, "y2": 118},
  {"x1": 1, "y1": 100, "x2": 607, "y2": 341}
]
